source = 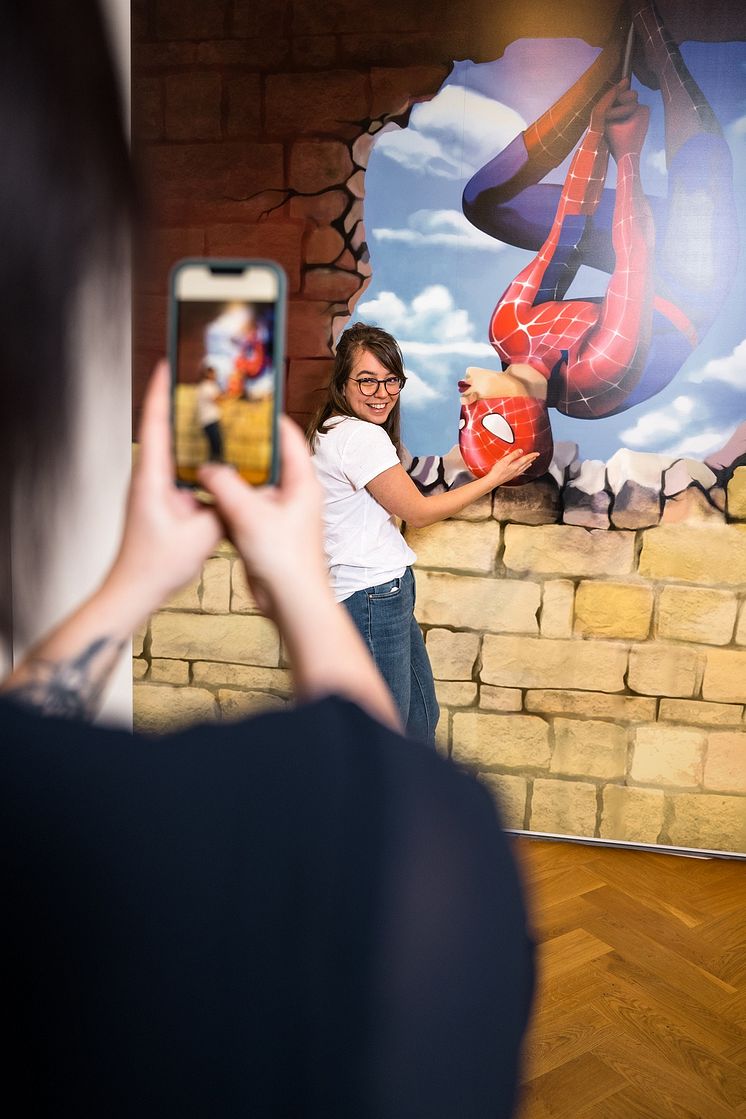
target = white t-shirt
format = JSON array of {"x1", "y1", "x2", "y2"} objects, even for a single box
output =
[
  {"x1": 312, "y1": 416, "x2": 417, "y2": 602},
  {"x1": 197, "y1": 380, "x2": 221, "y2": 426}
]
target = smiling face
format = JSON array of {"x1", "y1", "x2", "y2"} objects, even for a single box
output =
[{"x1": 344, "y1": 348, "x2": 401, "y2": 426}]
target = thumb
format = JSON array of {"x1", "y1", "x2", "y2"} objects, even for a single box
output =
[{"x1": 198, "y1": 463, "x2": 262, "y2": 526}]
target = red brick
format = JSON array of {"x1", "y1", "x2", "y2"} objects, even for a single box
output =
[
  {"x1": 292, "y1": 36, "x2": 339, "y2": 69},
  {"x1": 196, "y1": 39, "x2": 291, "y2": 70},
  {"x1": 286, "y1": 358, "x2": 333, "y2": 414},
  {"x1": 152, "y1": 193, "x2": 292, "y2": 228},
  {"x1": 131, "y1": 0, "x2": 150, "y2": 42},
  {"x1": 289, "y1": 141, "x2": 353, "y2": 193},
  {"x1": 204, "y1": 223, "x2": 304, "y2": 292},
  {"x1": 135, "y1": 227, "x2": 206, "y2": 294},
  {"x1": 141, "y1": 142, "x2": 285, "y2": 204},
  {"x1": 154, "y1": 0, "x2": 227, "y2": 40},
  {"x1": 335, "y1": 249, "x2": 359, "y2": 272},
  {"x1": 134, "y1": 292, "x2": 169, "y2": 353},
  {"x1": 132, "y1": 76, "x2": 163, "y2": 142},
  {"x1": 133, "y1": 42, "x2": 198, "y2": 70},
  {"x1": 293, "y1": 0, "x2": 461, "y2": 35},
  {"x1": 165, "y1": 73, "x2": 222, "y2": 141},
  {"x1": 350, "y1": 221, "x2": 367, "y2": 255},
  {"x1": 339, "y1": 32, "x2": 457, "y2": 68},
  {"x1": 231, "y1": 0, "x2": 288, "y2": 38},
  {"x1": 286, "y1": 301, "x2": 334, "y2": 359},
  {"x1": 343, "y1": 199, "x2": 363, "y2": 233},
  {"x1": 304, "y1": 227, "x2": 346, "y2": 265},
  {"x1": 370, "y1": 65, "x2": 448, "y2": 118},
  {"x1": 303, "y1": 268, "x2": 363, "y2": 302},
  {"x1": 265, "y1": 71, "x2": 369, "y2": 139},
  {"x1": 225, "y1": 74, "x2": 262, "y2": 138},
  {"x1": 288, "y1": 190, "x2": 348, "y2": 225}
]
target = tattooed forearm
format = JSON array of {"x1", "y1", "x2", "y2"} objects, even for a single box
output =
[{"x1": 2, "y1": 636, "x2": 127, "y2": 720}]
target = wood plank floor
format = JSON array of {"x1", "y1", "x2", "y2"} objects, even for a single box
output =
[{"x1": 512, "y1": 838, "x2": 746, "y2": 1118}]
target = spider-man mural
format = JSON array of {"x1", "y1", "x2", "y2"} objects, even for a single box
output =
[{"x1": 459, "y1": 1, "x2": 738, "y2": 481}]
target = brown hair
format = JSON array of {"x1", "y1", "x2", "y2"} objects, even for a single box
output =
[{"x1": 306, "y1": 322, "x2": 407, "y2": 455}]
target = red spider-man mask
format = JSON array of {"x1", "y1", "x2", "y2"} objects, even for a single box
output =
[{"x1": 458, "y1": 396, "x2": 553, "y2": 485}]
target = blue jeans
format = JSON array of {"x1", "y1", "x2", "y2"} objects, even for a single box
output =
[{"x1": 342, "y1": 566, "x2": 439, "y2": 744}]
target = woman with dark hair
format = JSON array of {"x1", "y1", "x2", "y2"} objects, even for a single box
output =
[
  {"x1": 308, "y1": 322, "x2": 538, "y2": 742},
  {"x1": 0, "y1": 4, "x2": 534, "y2": 1116}
]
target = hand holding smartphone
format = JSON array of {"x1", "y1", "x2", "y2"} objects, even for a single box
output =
[{"x1": 169, "y1": 259, "x2": 286, "y2": 487}]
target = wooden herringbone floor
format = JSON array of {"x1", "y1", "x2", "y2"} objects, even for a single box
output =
[{"x1": 512, "y1": 838, "x2": 746, "y2": 1118}]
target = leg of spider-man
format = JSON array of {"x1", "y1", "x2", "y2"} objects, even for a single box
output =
[
  {"x1": 462, "y1": 6, "x2": 629, "y2": 260},
  {"x1": 619, "y1": 0, "x2": 738, "y2": 407}
]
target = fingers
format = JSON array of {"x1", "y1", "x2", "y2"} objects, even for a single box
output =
[
  {"x1": 136, "y1": 361, "x2": 173, "y2": 487},
  {"x1": 198, "y1": 462, "x2": 258, "y2": 525},
  {"x1": 276, "y1": 415, "x2": 319, "y2": 497},
  {"x1": 497, "y1": 451, "x2": 540, "y2": 478}
]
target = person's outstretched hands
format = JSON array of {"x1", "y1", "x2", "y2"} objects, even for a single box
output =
[
  {"x1": 199, "y1": 417, "x2": 328, "y2": 619},
  {"x1": 111, "y1": 361, "x2": 223, "y2": 613}
]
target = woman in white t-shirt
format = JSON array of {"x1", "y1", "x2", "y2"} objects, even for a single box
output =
[{"x1": 309, "y1": 323, "x2": 539, "y2": 742}]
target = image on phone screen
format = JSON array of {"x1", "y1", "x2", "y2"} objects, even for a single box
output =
[{"x1": 171, "y1": 262, "x2": 283, "y2": 487}]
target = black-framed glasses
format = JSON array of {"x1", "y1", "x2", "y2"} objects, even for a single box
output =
[{"x1": 352, "y1": 376, "x2": 404, "y2": 397}]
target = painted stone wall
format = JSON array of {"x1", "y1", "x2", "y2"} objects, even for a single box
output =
[
  {"x1": 134, "y1": 489, "x2": 746, "y2": 853},
  {"x1": 132, "y1": 0, "x2": 746, "y2": 852}
]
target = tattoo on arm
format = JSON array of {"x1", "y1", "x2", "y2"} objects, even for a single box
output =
[{"x1": 3, "y1": 636, "x2": 127, "y2": 720}]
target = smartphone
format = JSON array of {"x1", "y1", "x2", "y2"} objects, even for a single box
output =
[{"x1": 168, "y1": 259, "x2": 286, "y2": 487}]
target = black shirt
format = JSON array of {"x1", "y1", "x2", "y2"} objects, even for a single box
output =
[{"x1": 1, "y1": 695, "x2": 534, "y2": 1117}]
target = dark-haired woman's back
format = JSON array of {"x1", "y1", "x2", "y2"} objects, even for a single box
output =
[{"x1": 1, "y1": 694, "x2": 534, "y2": 1119}]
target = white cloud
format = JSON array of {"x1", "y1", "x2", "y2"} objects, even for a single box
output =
[
  {"x1": 403, "y1": 367, "x2": 442, "y2": 409},
  {"x1": 619, "y1": 395, "x2": 697, "y2": 448},
  {"x1": 727, "y1": 114, "x2": 746, "y2": 140},
  {"x1": 374, "y1": 84, "x2": 526, "y2": 180},
  {"x1": 647, "y1": 148, "x2": 667, "y2": 175},
  {"x1": 400, "y1": 339, "x2": 496, "y2": 358},
  {"x1": 686, "y1": 338, "x2": 746, "y2": 389},
  {"x1": 356, "y1": 284, "x2": 495, "y2": 360},
  {"x1": 371, "y1": 208, "x2": 507, "y2": 252},
  {"x1": 668, "y1": 428, "x2": 736, "y2": 458},
  {"x1": 619, "y1": 393, "x2": 737, "y2": 458}
]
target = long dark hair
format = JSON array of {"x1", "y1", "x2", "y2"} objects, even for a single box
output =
[
  {"x1": 306, "y1": 322, "x2": 407, "y2": 455},
  {"x1": 0, "y1": 0, "x2": 138, "y2": 644}
]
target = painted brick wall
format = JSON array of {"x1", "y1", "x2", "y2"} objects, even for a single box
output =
[{"x1": 132, "y1": 0, "x2": 746, "y2": 852}]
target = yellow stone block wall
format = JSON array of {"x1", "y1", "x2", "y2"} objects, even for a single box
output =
[{"x1": 133, "y1": 511, "x2": 746, "y2": 854}]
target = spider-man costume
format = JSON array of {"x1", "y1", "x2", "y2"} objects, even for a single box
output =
[{"x1": 459, "y1": 1, "x2": 738, "y2": 483}]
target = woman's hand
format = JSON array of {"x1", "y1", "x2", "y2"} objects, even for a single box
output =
[
  {"x1": 198, "y1": 416, "x2": 329, "y2": 619},
  {"x1": 199, "y1": 419, "x2": 402, "y2": 731},
  {"x1": 108, "y1": 362, "x2": 223, "y2": 614},
  {"x1": 484, "y1": 448, "x2": 541, "y2": 488}
]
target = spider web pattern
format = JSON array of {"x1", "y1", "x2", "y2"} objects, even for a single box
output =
[
  {"x1": 459, "y1": 396, "x2": 553, "y2": 481},
  {"x1": 489, "y1": 115, "x2": 655, "y2": 420},
  {"x1": 523, "y1": 18, "x2": 626, "y2": 174},
  {"x1": 633, "y1": 2, "x2": 720, "y2": 152}
]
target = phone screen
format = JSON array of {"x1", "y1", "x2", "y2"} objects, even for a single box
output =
[{"x1": 170, "y1": 260, "x2": 285, "y2": 486}]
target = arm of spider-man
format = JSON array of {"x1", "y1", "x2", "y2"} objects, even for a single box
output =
[{"x1": 558, "y1": 123, "x2": 655, "y2": 419}]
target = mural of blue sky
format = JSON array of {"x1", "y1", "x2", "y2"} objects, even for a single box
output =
[{"x1": 352, "y1": 38, "x2": 746, "y2": 462}]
